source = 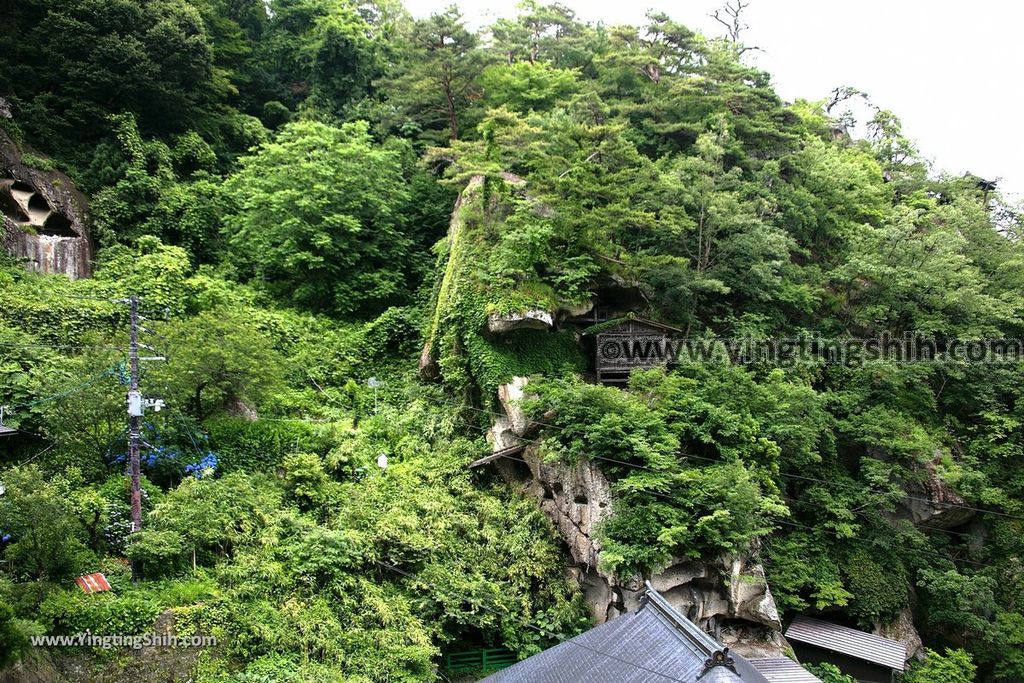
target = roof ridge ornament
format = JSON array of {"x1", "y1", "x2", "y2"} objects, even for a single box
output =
[{"x1": 701, "y1": 647, "x2": 739, "y2": 677}]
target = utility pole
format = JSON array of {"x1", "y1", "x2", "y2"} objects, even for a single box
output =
[
  {"x1": 119, "y1": 295, "x2": 165, "y2": 582},
  {"x1": 126, "y1": 295, "x2": 143, "y2": 581}
]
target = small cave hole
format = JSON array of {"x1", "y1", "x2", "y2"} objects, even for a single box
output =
[
  {"x1": 10, "y1": 180, "x2": 33, "y2": 193},
  {"x1": 28, "y1": 192, "x2": 49, "y2": 212},
  {"x1": 0, "y1": 187, "x2": 28, "y2": 222},
  {"x1": 553, "y1": 482, "x2": 564, "y2": 495},
  {"x1": 41, "y1": 211, "x2": 76, "y2": 237},
  {"x1": 574, "y1": 494, "x2": 589, "y2": 505},
  {"x1": 541, "y1": 483, "x2": 555, "y2": 500}
]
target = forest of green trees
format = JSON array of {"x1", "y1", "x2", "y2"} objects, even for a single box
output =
[{"x1": 1, "y1": 1, "x2": 1022, "y2": 681}]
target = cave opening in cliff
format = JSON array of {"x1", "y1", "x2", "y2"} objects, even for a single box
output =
[
  {"x1": 40, "y1": 211, "x2": 76, "y2": 237},
  {"x1": 0, "y1": 185, "x2": 28, "y2": 222},
  {"x1": 27, "y1": 191, "x2": 48, "y2": 212},
  {"x1": 1, "y1": 177, "x2": 76, "y2": 237}
]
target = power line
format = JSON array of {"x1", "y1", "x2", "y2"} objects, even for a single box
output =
[
  {"x1": 770, "y1": 516, "x2": 990, "y2": 569},
  {"x1": 16, "y1": 440, "x2": 57, "y2": 466},
  {"x1": 783, "y1": 495, "x2": 988, "y2": 548},
  {"x1": 25, "y1": 292, "x2": 128, "y2": 303},
  {"x1": 455, "y1": 403, "x2": 1024, "y2": 523},
  {"x1": 0, "y1": 342, "x2": 125, "y2": 352},
  {"x1": 487, "y1": 448, "x2": 997, "y2": 571},
  {"x1": 458, "y1": 410, "x2": 1023, "y2": 545},
  {"x1": 170, "y1": 406, "x2": 207, "y2": 461},
  {"x1": 450, "y1": 404, "x2": 1001, "y2": 565},
  {"x1": 681, "y1": 450, "x2": 1024, "y2": 524},
  {"x1": 2, "y1": 362, "x2": 122, "y2": 413}
]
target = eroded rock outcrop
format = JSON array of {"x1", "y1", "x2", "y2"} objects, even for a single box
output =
[
  {"x1": 496, "y1": 376, "x2": 530, "y2": 436},
  {"x1": 888, "y1": 450, "x2": 974, "y2": 529},
  {"x1": 874, "y1": 606, "x2": 924, "y2": 662},
  {"x1": 0, "y1": 609, "x2": 207, "y2": 683},
  {"x1": 1, "y1": 130, "x2": 91, "y2": 279},
  {"x1": 487, "y1": 375, "x2": 787, "y2": 657},
  {"x1": 418, "y1": 175, "x2": 483, "y2": 381},
  {"x1": 486, "y1": 309, "x2": 553, "y2": 334},
  {"x1": 510, "y1": 441, "x2": 786, "y2": 653}
]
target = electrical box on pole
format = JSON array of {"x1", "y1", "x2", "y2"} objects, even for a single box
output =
[{"x1": 127, "y1": 390, "x2": 143, "y2": 417}]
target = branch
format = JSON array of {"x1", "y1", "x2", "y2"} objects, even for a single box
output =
[
  {"x1": 711, "y1": 0, "x2": 752, "y2": 43},
  {"x1": 596, "y1": 252, "x2": 626, "y2": 266},
  {"x1": 710, "y1": 9, "x2": 735, "y2": 38},
  {"x1": 558, "y1": 150, "x2": 601, "y2": 178}
]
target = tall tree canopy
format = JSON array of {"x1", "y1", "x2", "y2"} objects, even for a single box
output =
[{"x1": 223, "y1": 120, "x2": 415, "y2": 315}]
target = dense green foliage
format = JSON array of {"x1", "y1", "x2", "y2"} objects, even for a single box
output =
[
  {"x1": 804, "y1": 663, "x2": 857, "y2": 683},
  {"x1": 905, "y1": 647, "x2": 977, "y2": 683},
  {"x1": 2, "y1": 0, "x2": 1023, "y2": 681},
  {"x1": 223, "y1": 121, "x2": 419, "y2": 315}
]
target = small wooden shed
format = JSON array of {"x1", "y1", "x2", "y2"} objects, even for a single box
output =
[{"x1": 589, "y1": 317, "x2": 682, "y2": 385}]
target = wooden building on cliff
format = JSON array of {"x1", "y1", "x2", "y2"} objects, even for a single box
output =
[{"x1": 584, "y1": 316, "x2": 682, "y2": 385}]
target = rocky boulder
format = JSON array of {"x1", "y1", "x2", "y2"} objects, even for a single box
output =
[
  {"x1": 874, "y1": 606, "x2": 924, "y2": 661},
  {"x1": 486, "y1": 309, "x2": 553, "y2": 334},
  {"x1": 892, "y1": 451, "x2": 974, "y2": 529},
  {"x1": 1, "y1": 130, "x2": 91, "y2": 279},
  {"x1": 497, "y1": 376, "x2": 532, "y2": 436}
]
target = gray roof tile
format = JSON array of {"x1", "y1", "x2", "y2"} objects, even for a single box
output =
[{"x1": 481, "y1": 583, "x2": 770, "y2": 683}]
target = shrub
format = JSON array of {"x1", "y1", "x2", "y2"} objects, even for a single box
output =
[
  {"x1": 39, "y1": 590, "x2": 160, "y2": 636},
  {"x1": 206, "y1": 418, "x2": 329, "y2": 472},
  {"x1": 904, "y1": 648, "x2": 976, "y2": 683}
]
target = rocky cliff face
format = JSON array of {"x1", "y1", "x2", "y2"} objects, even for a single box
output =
[
  {"x1": 0, "y1": 127, "x2": 91, "y2": 279},
  {"x1": 892, "y1": 453, "x2": 974, "y2": 529},
  {"x1": 874, "y1": 605, "x2": 924, "y2": 661},
  {"x1": 489, "y1": 375, "x2": 788, "y2": 658},
  {"x1": 864, "y1": 443, "x2": 975, "y2": 531},
  {"x1": 421, "y1": 175, "x2": 791, "y2": 658}
]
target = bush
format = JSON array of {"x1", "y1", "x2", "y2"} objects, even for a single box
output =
[
  {"x1": 0, "y1": 465, "x2": 93, "y2": 580},
  {"x1": 804, "y1": 663, "x2": 856, "y2": 683},
  {"x1": 904, "y1": 648, "x2": 976, "y2": 683},
  {"x1": 125, "y1": 530, "x2": 187, "y2": 576},
  {"x1": 0, "y1": 602, "x2": 35, "y2": 667},
  {"x1": 843, "y1": 548, "x2": 908, "y2": 624},
  {"x1": 206, "y1": 418, "x2": 330, "y2": 472},
  {"x1": 39, "y1": 590, "x2": 160, "y2": 636},
  {"x1": 282, "y1": 453, "x2": 330, "y2": 511}
]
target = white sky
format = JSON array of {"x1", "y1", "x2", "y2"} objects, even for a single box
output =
[{"x1": 404, "y1": 0, "x2": 1023, "y2": 199}]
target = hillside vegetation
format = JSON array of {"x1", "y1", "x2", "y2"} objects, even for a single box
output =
[{"x1": 1, "y1": 1, "x2": 1022, "y2": 681}]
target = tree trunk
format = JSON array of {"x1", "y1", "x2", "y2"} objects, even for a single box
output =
[
  {"x1": 443, "y1": 69, "x2": 458, "y2": 140},
  {"x1": 446, "y1": 88, "x2": 458, "y2": 141}
]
